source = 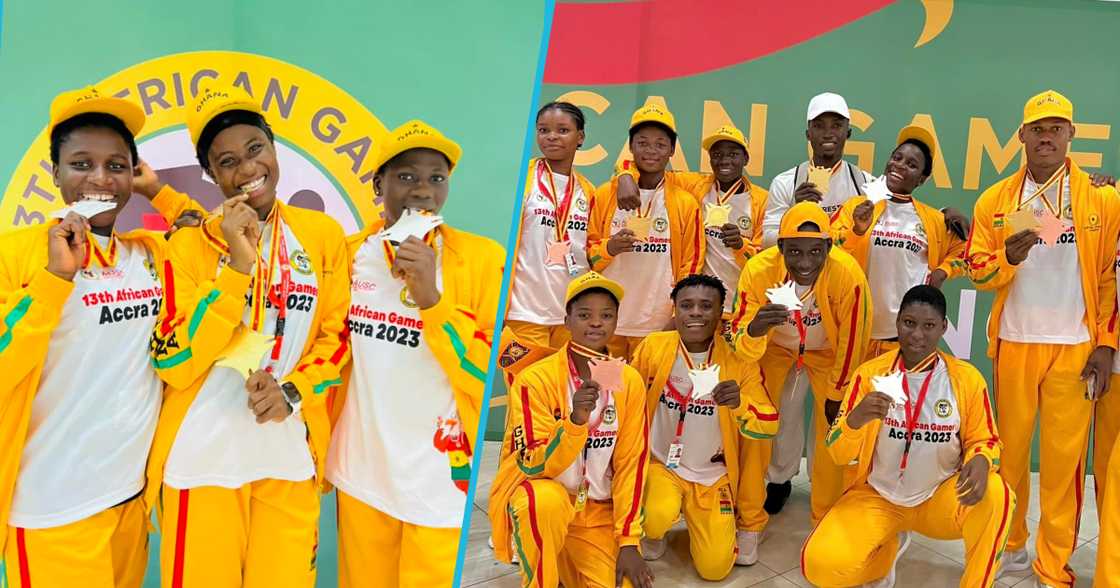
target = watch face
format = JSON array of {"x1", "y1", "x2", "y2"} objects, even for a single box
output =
[{"x1": 282, "y1": 383, "x2": 301, "y2": 404}]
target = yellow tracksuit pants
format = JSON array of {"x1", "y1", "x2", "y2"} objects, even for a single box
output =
[
  {"x1": 738, "y1": 345, "x2": 845, "y2": 529},
  {"x1": 801, "y1": 474, "x2": 1015, "y2": 588},
  {"x1": 507, "y1": 479, "x2": 635, "y2": 588},
  {"x1": 336, "y1": 490, "x2": 458, "y2": 588},
  {"x1": 1094, "y1": 374, "x2": 1120, "y2": 506},
  {"x1": 159, "y1": 479, "x2": 319, "y2": 588},
  {"x1": 642, "y1": 462, "x2": 736, "y2": 581},
  {"x1": 995, "y1": 340, "x2": 1093, "y2": 588},
  {"x1": 4, "y1": 496, "x2": 147, "y2": 588},
  {"x1": 1096, "y1": 428, "x2": 1120, "y2": 587}
]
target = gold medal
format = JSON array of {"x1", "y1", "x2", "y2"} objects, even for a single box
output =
[{"x1": 704, "y1": 203, "x2": 732, "y2": 228}]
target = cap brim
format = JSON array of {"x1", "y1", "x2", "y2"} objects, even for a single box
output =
[
  {"x1": 702, "y1": 135, "x2": 748, "y2": 152},
  {"x1": 192, "y1": 99, "x2": 263, "y2": 144},
  {"x1": 629, "y1": 117, "x2": 677, "y2": 134},
  {"x1": 1022, "y1": 111, "x2": 1072, "y2": 126},
  {"x1": 53, "y1": 97, "x2": 146, "y2": 137},
  {"x1": 375, "y1": 136, "x2": 463, "y2": 173},
  {"x1": 896, "y1": 126, "x2": 937, "y2": 153},
  {"x1": 566, "y1": 281, "x2": 625, "y2": 305}
]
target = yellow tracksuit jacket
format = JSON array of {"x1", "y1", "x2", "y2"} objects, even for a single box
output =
[
  {"x1": 965, "y1": 160, "x2": 1120, "y2": 357},
  {"x1": 487, "y1": 346, "x2": 650, "y2": 563},
  {"x1": 0, "y1": 187, "x2": 197, "y2": 551},
  {"x1": 145, "y1": 198, "x2": 351, "y2": 513},
  {"x1": 832, "y1": 195, "x2": 968, "y2": 280},
  {"x1": 727, "y1": 247, "x2": 872, "y2": 401},
  {"x1": 331, "y1": 221, "x2": 504, "y2": 466},
  {"x1": 587, "y1": 174, "x2": 704, "y2": 280},
  {"x1": 629, "y1": 331, "x2": 779, "y2": 495},
  {"x1": 825, "y1": 350, "x2": 1002, "y2": 487}
]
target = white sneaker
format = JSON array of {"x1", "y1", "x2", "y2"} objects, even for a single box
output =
[
  {"x1": 735, "y1": 530, "x2": 761, "y2": 566},
  {"x1": 640, "y1": 537, "x2": 667, "y2": 561},
  {"x1": 1035, "y1": 582, "x2": 1055, "y2": 588},
  {"x1": 997, "y1": 548, "x2": 1031, "y2": 578},
  {"x1": 487, "y1": 535, "x2": 519, "y2": 565},
  {"x1": 862, "y1": 531, "x2": 910, "y2": 588}
]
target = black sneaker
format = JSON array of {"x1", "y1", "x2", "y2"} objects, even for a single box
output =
[{"x1": 763, "y1": 481, "x2": 791, "y2": 514}]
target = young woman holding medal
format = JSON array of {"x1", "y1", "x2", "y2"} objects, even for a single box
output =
[
  {"x1": 0, "y1": 87, "x2": 200, "y2": 588},
  {"x1": 147, "y1": 84, "x2": 351, "y2": 588},
  {"x1": 831, "y1": 125, "x2": 969, "y2": 359},
  {"x1": 499, "y1": 102, "x2": 599, "y2": 380},
  {"x1": 726, "y1": 202, "x2": 870, "y2": 552},
  {"x1": 326, "y1": 120, "x2": 504, "y2": 587},
  {"x1": 488, "y1": 272, "x2": 653, "y2": 588},
  {"x1": 586, "y1": 103, "x2": 703, "y2": 359},
  {"x1": 629, "y1": 274, "x2": 779, "y2": 577},
  {"x1": 802, "y1": 285, "x2": 1010, "y2": 588}
]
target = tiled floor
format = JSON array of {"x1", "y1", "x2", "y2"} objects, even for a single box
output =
[{"x1": 461, "y1": 441, "x2": 1102, "y2": 587}]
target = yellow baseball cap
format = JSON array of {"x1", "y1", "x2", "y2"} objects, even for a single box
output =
[
  {"x1": 1022, "y1": 90, "x2": 1073, "y2": 126},
  {"x1": 49, "y1": 86, "x2": 145, "y2": 137},
  {"x1": 896, "y1": 124, "x2": 937, "y2": 153},
  {"x1": 779, "y1": 202, "x2": 831, "y2": 240},
  {"x1": 565, "y1": 271, "x2": 625, "y2": 305},
  {"x1": 702, "y1": 124, "x2": 749, "y2": 152},
  {"x1": 629, "y1": 103, "x2": 677, "y2": 133},
  {"x1": 186, "y1": 84, "x2": 263, "y2": 145},
  {"x1": 373, "y1": 120, "x2": 462, "y2": 173}
]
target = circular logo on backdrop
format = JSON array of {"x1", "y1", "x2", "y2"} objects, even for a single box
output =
[{"x1": 1, "y1": 51, "x2": 389, "y2": 234}]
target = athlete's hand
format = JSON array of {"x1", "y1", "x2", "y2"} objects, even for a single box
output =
[
  {"x1": 246, "y1": 370, "x2": 291, "y2": 423},
  {"x1": 712, "y1": 380, "x2": 741, "y2": 408},
  {"x1": 46, "y1": 212, "x2": 90, "y2": 281},
  {"x1": 942, "y1": 207, "x2": 971, "y2": 240},
  {"x1": 927, "y1": 269, "x2": 948, "y2": 289},
  {"x1": 164, "y1": 210, "x2": 204, "y2": 240},
  {"x1": 133, "y1": 160, "x2": 164, "y2": 200},
  {"x1": 720, "y1": 223, "x2": 744, "y2": 250},
  {"x1": 956, "y1": 455, "x2": 990, "y2": 506},
  {"x1": 616, "y1": 173, "x2": 641, "y2": 211},
  {"x1": 1004, "y1": 229, "x2": 1039, "y2": 266},
  {"x1": 1090, "y1": 172, "x2": 1117, "y2": 188},
  {"x1": 846, "y1": 392, "x2": 893, "y2": 429},
  {"x1": 220, "y1": 194, "x2": 259, "y2": 275},
  {"x1": 607, "y1": 229, "x2": 638, "y2": 256},
  {"x1": 747, "y1": 304, "x2": 788, "y2": 337},
  {"x1": 852, "y1": 200, "x2": 875, "y2": 236},
  {"x1": 570, "y1": 380, "x2": 601, "y2": 426},
  {"x1": 616, "y1": 545, "x2": 654, "y2": 588},
  {"x1": 393, "y1": 236, "x2": 441, "y2": 309},
  {"x1": 793, "y1": 181, "x2": 823, "y2": 204},
  {"x1": 1082, "y1": 345, "x2": 1114, "y2": 400}
]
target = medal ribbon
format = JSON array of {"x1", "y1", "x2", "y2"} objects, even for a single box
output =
[
  {"x1": 893, "y1": 352, "x2": 940, "y2": 472},
  {"x1": 1018, "y1": 162, "x2": 1067, "y2": 216},
  {"x1": 537, "y1": 159, "x2": 578, "y2": 243},
  {"x1": 82, "y1": 233, "x2": 118, "y2": 269},
  {"x1": 567, "y1": 345, "x2": 613, "y2": 494},
  {"x1": 714, "y1": 178, "x2": 745, "y2": 207}
]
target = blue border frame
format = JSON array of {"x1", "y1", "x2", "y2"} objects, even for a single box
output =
[{"x1": 452, "y1": 1, "x2": 557, "y2": 585}]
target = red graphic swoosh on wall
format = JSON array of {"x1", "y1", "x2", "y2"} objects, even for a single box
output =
[{"x1": 544, "y1": 0, "x2": 896, "y2": 85}]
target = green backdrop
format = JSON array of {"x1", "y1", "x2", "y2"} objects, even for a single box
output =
[
  {"x1": 486, "y1": 0, "x2": 1120, "y2": 476},
  {"x1": 0, "y1": 1, "x2": 548, "y2": 585}
]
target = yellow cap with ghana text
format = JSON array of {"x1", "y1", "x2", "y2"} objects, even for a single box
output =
[
  {"x1": 186, "y1": 84, "x2": 263, "y2": 146},
  {"x1": 565, "y1": 271, "x2": 625, "y2": 305},
  {"x1": 49, "y1": 86, "x2": 145, "y2": 137},
  {"x1": 702, "y1": 124, "x2": 749, "y2": 152},
  {"x1": 1022, "y1": 90, "x2": 1073, "y2": 126},
  {"x1": 373, "y1": 120, "x2": 462, "y2": 173},
  {"x1": 778, "y1": 201, "x2": 831, "y2": 240},
  {"x1": 629, "y1": 103, "x2": 677, "y2": 133}
]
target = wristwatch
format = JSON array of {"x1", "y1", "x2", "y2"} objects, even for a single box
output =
[{"x1": 281, "y1": 381, "x2": 302, "y2": 414}]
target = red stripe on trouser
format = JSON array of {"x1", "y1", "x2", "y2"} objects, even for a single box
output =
[
  {"x1": 16, "y1": 527, "x2": 31, "y2": 588},
  {"x1": 521, "y1": 481, "x2": 546, "y2": 587},
  {"x1": 172, "y1": 489, "x2": 190, "y2": 588},
  {"x1": 981, "y1": 481, "x2": 1012, "y2": 586}
]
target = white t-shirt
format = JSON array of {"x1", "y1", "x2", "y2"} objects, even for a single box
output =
[
  {"x1": 507, "y1": 170, "x2": 592, "y2": 325},
  {"x1": 868, "y1": 360, "x2": 961, "y2": 507},
  {"x1": 10, "y1": 235, "x2": 162, "y2": 528},
  {"x1": 770, "y1": 283, "x2": 829, "y2": 351},
  {"x1": 602, "y1": 188, "x2": 675, "y2": 337},
  {"x1": 701, "y1": 184, "x2": 754, "y2": 314},
  {"x1": 866, "y1": 201, "x2": 930, "y2": 340},
  {"x1": 650, "y1": 352, "x2": 726, "y2": 486},
  {"x1": 164, "y1": 218, "x2": 316, "y2": 489},
  {"x1": 326, "y1": 232, "x2": 463, "y2": 527},
  {"x1": 999, "y1": 176, "x2": 1088, "y2": 344},
  {"x1": 555, "y1": 371, "x2": 620, "y2": 501},
  {"x1": 763, "y1": 161, "x2": 874, "y2": 248}
]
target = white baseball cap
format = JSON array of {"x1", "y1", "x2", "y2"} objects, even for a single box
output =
[{"x1": 806, "y1": 92, "x2": 851, "y2": 122}]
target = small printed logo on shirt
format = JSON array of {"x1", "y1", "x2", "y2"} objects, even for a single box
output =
[
  {"x1": 737, "y1": 215, "x2": 751, "y2": 231},
  {"x1": 935, "y1": 399, "x2": 953, "y2": 418},
  {"x1": 577, "y1": 197, "x2": 589, "y2": 212},
  {"x1": 292, "y1": 249, "x2": 314, "y2": 275},
  {"x1": 352, "y1": 279, "x2": 377, "y2": 292},
  {"x1": 914, "y1": 222, "x2": 926, "y2": 238},
  {"x1": 143, "y1": 258, "x2": 159, "y2": 281},
  {"x1": 80, "y1": 267, "x2": 125, "y2": 281},
  {"x1": 1063, "y1": 203, "x2": 1074, "y2": 221},
  {"x1": 602, "y1": 405, "x2": 616, "y2": 425},
  {"x1": 654, "y1": 218, "x2": 669, "y2": 233}
]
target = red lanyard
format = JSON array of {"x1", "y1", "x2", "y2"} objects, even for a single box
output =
[
  {"x1": 667, "y1": 341, "x2": 714, "y2": 439},
  {"x1": 789, "y1": 285, "x2": 813, "y2": 369},
  {"x1": 634, "y1": 176, "x2": 665, "y2": 218},
  {"x1": 264, "y1": 226, "x2": 291, "y2": 374},
  {"x1": 537, "y1": 159, "x2": 577, "y2": 243},
  {"x1": 567, "y1": 347, "x2": 612, "y2": 484},
  {"x1": 895, "y1": 353, "x2": 939, "y2": 471}
]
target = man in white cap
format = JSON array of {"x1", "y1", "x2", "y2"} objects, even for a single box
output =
[{"x1": 751, "y1": 92, "x2": 874, "y2": 517}]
